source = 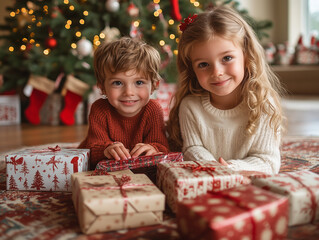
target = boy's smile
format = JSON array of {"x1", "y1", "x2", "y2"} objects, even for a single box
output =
[{"x1": 103, "y1": 70, "x2": 152, "y2": 117}]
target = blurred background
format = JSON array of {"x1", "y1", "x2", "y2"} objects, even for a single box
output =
[{"x1": 0, "y1": 0, "x2": 318, "y2": 152}]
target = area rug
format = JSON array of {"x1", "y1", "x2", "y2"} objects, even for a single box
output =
[{"x1": 1, "y1": 137, "x2": 319, "y2": 240}]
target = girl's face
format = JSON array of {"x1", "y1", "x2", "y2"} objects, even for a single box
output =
[
  {"x1": 103, "y1": 70, "x2": 152, "y2": 117},
  {"x1": 190, "y1": 36, "x2": 245, "y2": 109}
]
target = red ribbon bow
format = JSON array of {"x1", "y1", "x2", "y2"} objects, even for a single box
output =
[{"x1": 31, "y1": 145, "x2": 61, "y2": 153}]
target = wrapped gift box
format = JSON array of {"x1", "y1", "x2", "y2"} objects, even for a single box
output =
[
  {"x1": 6, "y1": 146, "x2": 89, "y2": 192},
  {"x1": 0, "y1": 94, "x2": 20, "y2": 125},
  {"x1": 251, "y1": 170, "x2": 319, "y2": 226},
  {"x1": 95, "y1": 152, "x2": 183, "y2": 184},
  {"x1": 156, "y1": 160, "x2": 245, "y2": 212},
  {"x1": 177, "y1": 185, "x2": 289, "y2": 240},
  {"x1": 72, "y1": 171, "x2": 165, "y2": 234},
  {"x1": 95, "y1": 152, "x2": 183, "y2": 173}
]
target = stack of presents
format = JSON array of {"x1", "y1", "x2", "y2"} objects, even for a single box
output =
[{"x1": 5, "y1": 145, "x2": 319, "y2": 239}]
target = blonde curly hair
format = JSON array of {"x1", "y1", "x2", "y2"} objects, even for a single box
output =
[{"x1": 167, "y1": 6, "x2": 285, "y2": 151}]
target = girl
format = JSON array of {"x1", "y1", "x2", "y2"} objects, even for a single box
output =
[{"x1": 167, "y1": 6, "x2": 285, "y2": 174}]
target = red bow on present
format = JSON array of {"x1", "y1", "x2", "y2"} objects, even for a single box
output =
[
  {"x1": 31, "y1": 145, "x2": 61, "y2": 153},
  {"x1": 182, "y1": 163, "x2": 216, "y2": 172}
]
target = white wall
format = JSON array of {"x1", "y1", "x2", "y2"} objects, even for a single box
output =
[{"x1": 238, "y1": 0, "x2": 305, "y2": 48}]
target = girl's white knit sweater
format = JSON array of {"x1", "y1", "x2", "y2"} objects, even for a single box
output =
[{"x1": 179, "y1": 92, "x2": 281, "y2": 174}]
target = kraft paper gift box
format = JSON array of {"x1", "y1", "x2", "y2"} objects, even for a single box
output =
[
  {"x1": 72, "y1": 171, "x2": 165, "y2": 234},
  {"x1": 156, "y1": 160, "x2": 245, "y2": 212},
  {"x1": 177, "y1": 185, "x2": 289, "y2": 240},
  {"x1": 6, "y1": 146, "x2": 89, "y2": 192},
  {"x1": 251, "y1": 170, "x2": 319, "y2": 226}
]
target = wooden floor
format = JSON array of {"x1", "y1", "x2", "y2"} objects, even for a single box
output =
[
  {"x1": 0, "y1": 124, "x2": 88, "y2": 153},
  {"x1": 0, "y1": 96, "x2": 319, "y2": 154}
]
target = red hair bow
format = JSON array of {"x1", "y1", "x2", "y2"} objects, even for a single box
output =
[{"x1": 179, "y1": 14, "x2": 198, "y2": 32}]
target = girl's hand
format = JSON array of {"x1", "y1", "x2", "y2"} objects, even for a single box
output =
[
  {"x1": 130, "y1": 143, "x2": 159, "y2": 158},
  {"x1": 218, "y1": 157, "x2": 228, "y2": 166},
  {"x1": 218, "y1": 157, "x2": 252, "y2": 184},
  {"x1": 104, "y1": 142, "x2": 131, "y2": 160}
]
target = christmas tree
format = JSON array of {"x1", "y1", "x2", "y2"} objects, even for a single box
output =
[{"x1": 0, "y1": 0, "x2": 272, "y2": 124}]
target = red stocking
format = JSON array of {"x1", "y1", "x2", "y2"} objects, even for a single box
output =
[
  {"x1": 170, "y1": 0, "x2": 182, "y2": 21},
  {"x1": 25, "y1": 88, "x2": 48, "y2": 125},
  {"x1": 60, "y1": 90, "x2": 82, "y2": 125}
]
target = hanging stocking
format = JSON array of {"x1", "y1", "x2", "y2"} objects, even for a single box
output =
[
  {"x1": 60, "y1": 75, "x2": 89, "y2": 125},
  {"x1": 170, "y1": 0, "x2": 182, "y2": 21},
  {"x1": 24, "y1": 75, "x2": 55, "y2": 125}
]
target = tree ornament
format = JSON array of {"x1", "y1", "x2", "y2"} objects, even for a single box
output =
[
  {"x1": 101, "y1": 26, "x2": 120, "y2": 43},
  {"x1": 170, "y1": 0, "x2": 182, "y2": 21},
  {"x1": 76, "y1": 38, "x2": 93, "y2": 57},
  {"x1": 105, "y1": 0, "x2": 120, "y2": 12},
  {"x1": 130, "y1": 22, "x2": 142, "y2": 39},
  {"x1": 127, "y1": 3, "x2": 139, "y2": 17},
  {"x1": 46, "y1": 37, "x2": 57, "y2": 49}
]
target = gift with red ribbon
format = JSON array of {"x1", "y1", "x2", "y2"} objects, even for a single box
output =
[
  {"x1": 95, "y1": 152, "x2": 183, "y2": 173},
  {"x1": 6, "y1": 146, "x2": 90, "y2": 192},
  {"x1": 71, "y1": 171, "x2": 165, "y2": 234},
  {"x1": 95, "y1": 152, "x2": 184, "y2": 184},
  {"x1": 176, "y1": 185, "x2": 289, "y2": 240},
  {"x1": 156, "y1": 160, "x2": 245, "y2": 212},
  {"x1": 251, "y1": 170, "x2": 319, "y2": 226}
]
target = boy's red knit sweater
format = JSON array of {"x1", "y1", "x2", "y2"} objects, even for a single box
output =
[{"x1": 78, "y1": 98, "x2": 169, "y2": 169}]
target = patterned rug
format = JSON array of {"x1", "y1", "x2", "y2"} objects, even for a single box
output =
[{"x1": 1, "y1": 137, "x2": 319, "y2": 240}]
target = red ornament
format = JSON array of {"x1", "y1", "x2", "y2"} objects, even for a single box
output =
[{"x1": 46, "y1": 37, "x2": 57, "y2": 48}]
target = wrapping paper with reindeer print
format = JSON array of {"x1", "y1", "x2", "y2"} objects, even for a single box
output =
[
  {"x1": 156, "y1": 160, "x2": 245, "y2": 212},
  {"x1": 6, "y1": 146, "x2": 89, "y2": 192},
  {"x1": 71, "y1": 171, "x2": 165, "y2": 234},
  {"x1": 176, "y1": 185, "x2": 289, "y2": 240},
  {"x1": 251, "y1": 170, "x2": 319, "y2": 226}
]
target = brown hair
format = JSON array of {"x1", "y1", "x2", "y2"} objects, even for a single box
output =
[
  {"x1": 94, "y1": 37, "x2": 162, "y2": 92},
  {"x1": 167, "y1": 6, "x2": 285, "y2": 151}
]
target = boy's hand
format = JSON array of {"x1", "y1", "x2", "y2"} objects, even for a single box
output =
[
  {"x1": 130, "y1": 143, "x2": 159, "y2": 158},
  {"x1": 104, "y1": 142, "x2": 131, "y2": 160}
]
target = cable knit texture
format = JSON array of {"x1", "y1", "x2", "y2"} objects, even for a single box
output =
[
  {"x1": 79, "y1": 98, "x2": 169, "y2": 169},
  {"x1": 179, "y1": 92, "x2": 281, "y2": 174}
]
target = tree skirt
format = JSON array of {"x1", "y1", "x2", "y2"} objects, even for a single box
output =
[{"x1": 1, "y1": 137, "x2": 319, "y2": 240}]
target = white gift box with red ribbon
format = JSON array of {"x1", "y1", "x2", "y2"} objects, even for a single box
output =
[
  {"x1": 6, "y1": 146, "x2": 90, "y2": 192},
  {"x1": 156, "y1": 160, "x2": 245, "y2": 212},
  {"x1": 251, "y1": 170, "x2": 319, "y2": 226}
]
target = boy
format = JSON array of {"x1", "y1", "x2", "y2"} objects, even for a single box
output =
[{"x1": 79, "y1": 37, "x2": 169, "y2": 169}]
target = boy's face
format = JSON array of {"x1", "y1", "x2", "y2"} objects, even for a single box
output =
[{"x1": 103, "y1": 70, "x2": 152, "y2": 117}]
